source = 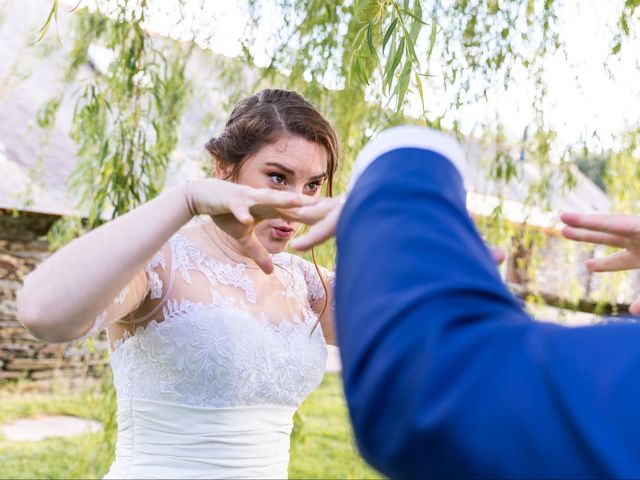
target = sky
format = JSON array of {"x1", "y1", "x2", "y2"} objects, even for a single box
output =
[
  {"x1": 461, "y1": 0, "x2": 640, "y2": 152},
  {"x1": 78, "y1": 0, "x2": 640, "y2": 153}
]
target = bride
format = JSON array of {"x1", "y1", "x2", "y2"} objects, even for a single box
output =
[{"x1": 17, "y1": 89, "x2": 339, "y2": 479}]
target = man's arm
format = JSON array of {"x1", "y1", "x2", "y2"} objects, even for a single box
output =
[{"x1": 335, "y1": 128, "x2": 640, "y2": 478}]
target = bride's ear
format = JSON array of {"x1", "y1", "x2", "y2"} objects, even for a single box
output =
[{"x1": 215, "y1": 160, "x2": 232, "y2": 180}]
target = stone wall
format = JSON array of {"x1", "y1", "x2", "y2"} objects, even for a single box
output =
[{"x1": 0, "y1": 210, "x2": 108, "y2": 389}]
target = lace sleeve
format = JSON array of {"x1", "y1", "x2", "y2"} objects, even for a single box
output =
[
  {"x1": 80, "y1": 247, "x2": 168, "y2": 337},
  {"x1": 290, "y1": 255, "x2": 335, "y2": 312}
]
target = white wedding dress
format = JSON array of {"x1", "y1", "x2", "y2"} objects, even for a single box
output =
[{"x1": 98, "y1": 223, "x2": 330, "y2": 479}]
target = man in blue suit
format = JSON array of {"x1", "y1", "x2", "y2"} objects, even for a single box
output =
[{"x1": 291, "y1": 126, "x2": 640, "y2": 478}]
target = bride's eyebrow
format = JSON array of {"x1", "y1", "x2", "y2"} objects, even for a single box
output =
[
  {"x1": 265, "y1": 161, "x2": 327, "y2": 181},
  {"x1": 265, "y1": 162, "x2": 295, "y2": 176},
  {"x1": 309, "y1": 172, "x2": 328, "y2": 182}
]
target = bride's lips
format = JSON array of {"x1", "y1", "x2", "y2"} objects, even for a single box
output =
[{"x1": 272, "y1": 225, "x2": 294, "y2": 239}]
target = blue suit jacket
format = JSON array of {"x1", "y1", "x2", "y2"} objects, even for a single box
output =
[{"x1": 336, "y1": 141, "x2": 640, "y2": 478}]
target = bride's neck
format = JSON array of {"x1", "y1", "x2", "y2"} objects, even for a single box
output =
[{"x1": 201, "y1": 218, "x2": 261, "y2": 266}]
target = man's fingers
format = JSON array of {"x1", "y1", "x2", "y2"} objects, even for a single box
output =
[
  {"x1": 561, "y1": 227, "x2": 627, "y2": 249},
  {"x1": 630, "y1": 298, "x2": 640, "y2": 315},
  {"x1": 285, "y1": 199, "x2": 336, "y2": 225},
  {"x1": 290, "y1": 205, "x2": 341, "y2": 251},
  {"x1": 489, "y1": 247, "x2": 506, "y2": 265},
  {"x1": 561, "y1": 213, "x2": 640, "y2": 237},
  {"x1": 290, "y1": 195, "x2": 346, "y2": 249},
  {"x1": 586, "y1": 250, "x2": 640, "y2": 272},
  {"x1": 290, "y1": 222, "x2": 333, "y2": 251}
]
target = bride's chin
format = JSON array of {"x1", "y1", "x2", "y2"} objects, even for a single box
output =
[
  {"x1": 267, "y1": 244, "x2": 289, "y2": 255},
  {"x1": 257, "y1": 226, "x2": 299, "y2": 254},
  {"x1": 258, "y1": 236, "x2": 290, "y2": 255}
]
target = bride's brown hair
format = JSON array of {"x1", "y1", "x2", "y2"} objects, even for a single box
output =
[
  {"x1": 205, "y1": 89, "x2": 339, "y2": 196},
  {"x1": 205, "y1": 89, "x2": 339, "y2": 327}
]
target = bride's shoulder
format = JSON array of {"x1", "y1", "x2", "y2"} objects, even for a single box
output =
[
  {"x1": 174, "y1": 218, "x2": 204, "y2": 241},
  {"x1": 166, "y1": 219, "x2": 212, "y2": 252},
  {"x1": 273, "y1": 251, "x2": 308, "y2": 269},
  {"x1": 142, "y1": 223, "x2": 201, "y2": 274},
  {"x1": 276, "y1": 252, "x2": 333, "y2": 282}
]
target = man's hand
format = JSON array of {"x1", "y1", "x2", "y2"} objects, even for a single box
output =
[
  {"x1": 289, "y1": 194, "x2": 508, "y2": 268},
  {"x1": 561, "y1": 212, "x2": 640, "y2": 313},
  {"x1": 489, "y1": 247, "x2": 506, "y2": 265},
  {"x1": 289, "y1": 195, "x2": 345, "y2": 251}
]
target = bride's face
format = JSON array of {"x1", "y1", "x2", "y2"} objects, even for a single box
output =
[{"x1": 217, "y1": 135, "x2": 328, "y2": 254}]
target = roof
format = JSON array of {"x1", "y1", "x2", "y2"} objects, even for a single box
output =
[
  {"x1": 0, "y1": 0, "x2": 235, "y2": 216},
  {"x1": 461, "y1": 139, "x2": 610, "y2": 229}
]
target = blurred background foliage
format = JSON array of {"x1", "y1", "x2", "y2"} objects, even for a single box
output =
[{"x1": 32, "y1": 0, "x2": 640, "y2": 277}]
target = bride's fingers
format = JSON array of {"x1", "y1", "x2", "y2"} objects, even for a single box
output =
[
  {"x1": 560, "y1": 213, "x2": 640, "y2": 237},
  {"x1": 561, "y1": 227, "x2": 627, "y2": 248},
  {"x1": 229, "y1": 203, "x2": 254, "y2": 226},
  {"x1": 630, "y1": 297, "x2": 640, "y2": 315},
  {"x1": 585, "y1": 250, "x2": 640, "y2": 272},
  {"x1": 252, "y1": 196, "x2": 340, "y2": 224},
  {"x1": 250, "y1": 189, "x2": 318, "y2": 209},
  {"x1": 249, "y1": 197, "x2": 321, "y2": 221},
  {"x1": 237, "y1": 232, "x2": 274, "y2": 274}
]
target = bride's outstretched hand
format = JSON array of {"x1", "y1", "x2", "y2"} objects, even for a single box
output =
[
  {"x1": 561, "y1": 212, "x2": 640, "y2": 313},
  {"x1": 185, "y1": 179, "x2": 318, "y2": 273}
]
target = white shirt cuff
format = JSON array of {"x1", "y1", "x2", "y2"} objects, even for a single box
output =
[{"x1": 348, "y1": 126, "x2": 466, "y2": 190}]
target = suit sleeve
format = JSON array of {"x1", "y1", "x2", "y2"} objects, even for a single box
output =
[{"x1": 335, "y1": 146, "x2": 640, "y2": 479}]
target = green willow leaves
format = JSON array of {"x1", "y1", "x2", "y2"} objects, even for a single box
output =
[
  {"x1": 34, "y1": 0, "x2": 640, "y2": 307},
  {"x1": 38, "y1": 1, "x2": 193, "y2": 244},
  {"x1": 348, "y1": 0, "x2": 429, "y2": 112}
]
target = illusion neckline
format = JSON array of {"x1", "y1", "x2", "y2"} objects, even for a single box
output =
[
  {"x1": 109, "y1": 298, "x2": 319, "y2": 354},
  {"x1": 172, "y1": 231, "x2": 289, "y2": 270}
]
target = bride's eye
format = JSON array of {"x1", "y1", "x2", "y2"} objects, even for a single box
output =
[
  {"x1": 306, "y1": 181, "x2": 321, "y2": 193},
  {"x1": 269, "y1": 173, "x2": 286, "y2": 186}
]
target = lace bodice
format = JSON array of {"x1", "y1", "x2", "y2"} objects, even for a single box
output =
[{"x1": 102, "y1": 222, "x2": 331, "y2": 409}]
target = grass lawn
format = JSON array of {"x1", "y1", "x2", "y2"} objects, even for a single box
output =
[
  {"x1": 0, "y1": 373, "x2": 382, "y2": 479},
  {"x1": 290, "y1": 374, "x2": 381, "y2": 479}
]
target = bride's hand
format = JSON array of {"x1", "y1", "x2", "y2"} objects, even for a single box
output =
[{"x1": 185, "y1": 179, "x2": 318, "y2": 273}]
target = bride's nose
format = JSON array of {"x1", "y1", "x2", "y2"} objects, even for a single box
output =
[{"x1": 288, "y1": 182, "x2": 306, "y2": 195}]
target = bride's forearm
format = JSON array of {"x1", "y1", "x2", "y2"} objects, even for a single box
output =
[{"x1": 17, "y1": 184, "x2": 193, "y2": 343}]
